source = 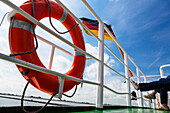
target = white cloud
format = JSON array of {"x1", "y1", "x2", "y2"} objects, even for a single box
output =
[
  {"x1": 85, "y1": 43, "x2": 99, "y2": 58},
  {"x1": 52, "y1": 55, "x2": 72, "y2": 73},
  {"x1": 0, "y1": 37, "x2": 10, "y2": 54},
  {"x1": 109, "y1": 0, "x2": 119, "y2": 2},
  {"x1": 85, "y1": 62, "x2": 98, "y2": 80},
  {"x1": 107, "y1": 58, "x2": 115, "y2": 67},
  {"x1": 85, "y1": 43, "x2": 115, "y2": 63},
  {"x1": 0, "y1": 0, "x2": 133, "y2": 107}
]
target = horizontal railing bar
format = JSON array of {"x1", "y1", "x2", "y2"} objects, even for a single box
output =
[
  {"x1": 103, "y1": 85, "x2": 128, "y2": 95},
  {"x1": 104, "y1": 25, "x2": 126, "y2": 55},
  {"x1": 140, "y1": 75, "x2": 161, "y2": 78},
  {"x1": 54, "y1": 0, "x2": 137, "y2": 81},
  {"x1": 81, "y1": 0, "x2": 102, "y2": 23},
  {"x1": 81, "y1": 0, "x2": 127, "y2": 57},
  {"x1": 0, "y1": 95, "x2": 69, "y2": 106},
  {"x1": 1, "y1": 0, "x2": 152, "y2": 99},
  {"x1": 0, "y1": 52, "x2": 128, "y2": 95},
  {"x1": 128, "y1": 56, "x2": 150, "y2": 82},
  {"x1": 104, "y1": 63, "x2": 127, "y2": 80},
  {"x1": 105, "y1": 45, "x2": 141, "y2": 81},
  {"x1": 0, "y1": 52, "x2": 98, "y2": 85},
  {"x1": 37, "y1": 35, "x2": 74, "y2": 57},
  {"x1": 55, "y1": 0, "x2": 128, "y2": 66},
  {"x1": 2, "y1": 0, "x2": 131, "y2": 83},
  {"x1": 37, "y1": 35, "x2": 92, "y2": 60},
  {"x1": 55, "y1": 0, "x2": 126, "y2": 65},
  {"x1": 160, "y1": 64, "x2": 170, "y2": 68},
  {"x1": 55, "y1": 0, "x2": 100, "y2": 41},
  {"x1": 104, "y1": 27, "x2": 141, "y2": 81},
  {"x1": 1, "y1": 0, "x2": 100, "y2": 63},
  {"x1": 104, "y1": 45, "x2": 124, "y2": 65},
  {"x1": 80, "y1": 0, "x2": 148, "y2": 82}
]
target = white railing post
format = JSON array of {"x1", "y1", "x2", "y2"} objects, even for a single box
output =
[
  {"x1": 49, "y1": 45, "x2": 55, "y2": 70},
  {"x1": 96, "y1": 22, "x2": 104, "y2": 109},
  {"x1": 124, "y1": 52, "x2": 131, "y2": 106},
  {"x1": 160, "y1": 64, "x2": 170, "y2": 78},
  {"x1": 56, "y1": 77, "x2": 65, "y2": 99},
  {"x1": 153, "y1": 99, "x2": 156, "y2": 108},
  {"x1": 144, "y1": 77, "x2": 151, "y2": 107},
  {"x1": 136, "y1": 68, "x2": 144, "y2": 107},
  {"x1": 160, "y1": 68, "x2": 165, "y2": 78}
]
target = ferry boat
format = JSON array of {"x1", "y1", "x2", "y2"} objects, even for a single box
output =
[{"x1": 0, "y1": 0, "x2": 169, "y2": 112}]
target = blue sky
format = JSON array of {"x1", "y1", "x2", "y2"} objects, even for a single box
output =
[
  {"x1": 81, "y1": 0, "x2": 170, "y2": 76},
  {"x1": 0, "y1": 0, "x2": 169, "y2": 106}
]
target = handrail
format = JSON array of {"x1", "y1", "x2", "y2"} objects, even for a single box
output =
[
  {"x1": 0, "y1": 0, "x2": 130, "y2": 92},
  {"x1": 54, "y1": 0, "x2": 100, "y2": 41},
  {"x1": 160, "y1": 64, "x2": 170, "y2": 78},
  {"x1": 81, "y1": 0, "x2": 146, "y2": 82},
  {"x1": 0, "y1": 53, "x2": 128, "y2": 95},
  {"x1": 36, "y1": 35, "x2": 74, "y2": 57},
  {"x1": 0, "y1": 0, "x2": 149, "y2": 84},
  {"x1": 160, "y1": 64, "x2": 170, "y2": 68},
  {"x1": 1, "y1": 0, "x2": 99, "y2": 63},
  {"x1": 0, "y1": 0, "x2": 155, "y2": 109},
  {"x1": 3, "y1": 0, "x2": 130, "y2": 82},
  {"x1": 37, "y1": 35, "x2": 92, "y2": 60},
  {"x1": 55, "y1": 0, "x2": 144, "y2": 82}
]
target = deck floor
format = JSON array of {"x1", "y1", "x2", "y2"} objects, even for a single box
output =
[
  {"x1": 0, "y1": 94, "x2": 169, "y2": 113},
  {"x1": 0, "y1": 106, "x2": 169, "y2": 113}
]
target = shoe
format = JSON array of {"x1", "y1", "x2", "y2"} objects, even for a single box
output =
[
  {"x1": 155, "y1": 105, "x2": 169, "y2": 111},
  {"x1": 130, "y1": 79, "x2": 139, "y2": 90},
  {"x1": 144, "y1": 94, "x2": 156, "y2": 99}
]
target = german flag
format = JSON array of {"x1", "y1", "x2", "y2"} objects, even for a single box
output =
[
  {"x1": 80, "y1": 17, "x2": 116, "y2": 42},
  {"x1": 81, "y1": 17, "x2": 133, "y2": 78}
]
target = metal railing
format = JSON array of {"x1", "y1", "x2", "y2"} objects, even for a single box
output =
[
  {"x1": 160, "y1": 64, "x2": 170, "y2": 78},
  {"x1": 0, "y1": 0, "x2": 159, "y2": 109}
]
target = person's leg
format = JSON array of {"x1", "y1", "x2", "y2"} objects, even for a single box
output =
[
  {"x1": 144, "y1": 89, "x2": 158, "y2": 99},
  {"x1": 160, "y1": 88, "x2": 168, "y2": 105},
  {"x1": 156, "y1": 88, "x2": 169, "y2": 110},
  {"x1": 139, "y1": 77, "x2": 170, "y2": 91}
]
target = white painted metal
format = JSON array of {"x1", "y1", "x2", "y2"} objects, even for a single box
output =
[
  {"x1": 2, "y1": 0, "x2": 99, "y2": 63},
  {"x1": 37, "y1": 35, "x2": 93, "y2": 60},
  {"x1": 49, "y1": 46, "x2": 55, "y2": 70},
  {"x1": 144, "y1": 77, "x2": 151, "y2": 107},
  {"x1": 55, "y1": 0, "x2": 126, "y2": 69},
  {"x1": 0, "y1": 0, "x2": 156, "y2": 109},
  {"x1": 56, "y1": 78, "x2": 65, "y2": 99},
  {"x1": 160, "y1": 68, "x2": 165, "y2": 78},
  {"x1": 160, "y1": 64, "x2": 170, "y2": 68},
  {"x1": 81, "y1": 0, "x2": 102, "y2": 23},
  {"x1": 128, "y1": 56, "x2": 150, "y2": 82},
  {"x1": 160, "y1": 64, "x2": 170, "y2": 78},
  {"x1": 124, "y1": 52, "x2": 131, "y2": 106},
  {"x1": 4, "y1": 0, "x2": 127, "y2": 83},
  {"x1": 136, "y1": 68, "x2": 144, "y2": 107},
  {"x1": 56, "y1": 0, "x2": 143, "y2": 82},
  {"x1": 55, "y1": 0, "x2": 100, "y2": 41},
  {"x1": 153, "y1": 99, "x2": 156, "y2": 108},
  {"x1": 0, "y1": 52, "x2": 128, "y2": 94},
  {"x1": 37, "y1": 35, "x2": 74, "y2": 57},
  {"x1": 96, "y1": 22, "x2": 104, "y2": 109}
]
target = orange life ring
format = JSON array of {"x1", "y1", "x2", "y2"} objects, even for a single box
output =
[{"x1": 9, "y1": 0, "x2": 86, "y2": 94}]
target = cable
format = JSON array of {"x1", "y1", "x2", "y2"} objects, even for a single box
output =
[
  {"x1": 46, "y1": 0, "x2": 78, "y2": 34},
  {"x1": 9, "y1": 0, "x2": 38, "y2": 57},
  {"x1": 21, "y1": 79, "x2": 59, "y2": 113},
  {"x1": 0, "y1": 12, "x2": 9, "y2": 27},
  {"x1": 62, "y1": 85, "x2": 77, "y2": 98},
  {"x1": 9, "y1": 17, "x2": 15, "y2": 54}
]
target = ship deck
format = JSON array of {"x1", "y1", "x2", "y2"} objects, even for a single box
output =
[{"x1": 0, "y1": 105, "x2": 168, "y2": 113}]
